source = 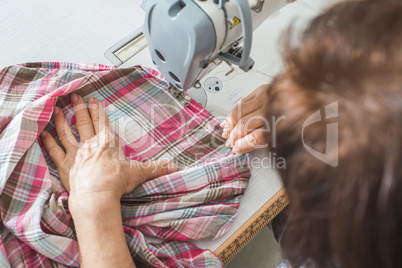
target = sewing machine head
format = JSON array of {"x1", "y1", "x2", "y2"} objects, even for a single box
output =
[
  {"x1": 105, "y1": 0, "x2": 290, "y2": 106},
  {"x1": 140, "y1": 0, "x2": 288, "y2": 93}
]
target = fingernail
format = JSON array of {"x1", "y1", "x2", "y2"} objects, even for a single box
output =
[
  {"x1": 41, "y1": 131, "x2": 47, "y2": 138},
  {"x1": 54, "y1": 107, "x2": 60, "y2": 115},
  {"x1": 222, "y1": 130, "x2": 228, "y2": 139},
  {"x1": 71, "y1": 94, "x2": 78, "y2": 103},
  {"x1": 248, "y1": 136, "x2": 256, "y2": 145},
  {"x1": 225, "y1": 139, "x2": 232, "y2": 147},
  {"x1": 232, "y1": 147, "x2": 238, "y2": 154},
  {"x1": 220, "y1": 120, "x2": 226, "y2": 128},
  {"x1": 167, "y1": 162, "x2": 177, "y2": 173},
  {"x1": 88, "y1": 97, "x2": 94, "y2": 103}
]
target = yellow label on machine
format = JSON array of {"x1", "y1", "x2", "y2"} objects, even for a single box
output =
[{"x1": 230, "y1": 16, "x2": 241, "y2": 29}]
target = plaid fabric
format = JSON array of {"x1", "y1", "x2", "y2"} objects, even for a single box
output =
[{"x1": 0, "y1": 62, "x2": 251, "y2": 268}]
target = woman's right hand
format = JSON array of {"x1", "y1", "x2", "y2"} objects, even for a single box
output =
[{"x1": 221, "y1": 84, "x2": 271, "y2": 154}]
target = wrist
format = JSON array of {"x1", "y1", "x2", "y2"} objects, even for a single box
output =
[
  {"x1": 70, "y1": 196, "x2": 134, "y2": 268},
  {"x1": 69, "y1": 192, "x2": 121, "y2": 220}
]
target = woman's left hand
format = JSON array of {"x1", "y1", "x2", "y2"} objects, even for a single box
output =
[{"x1": 41, "y1": 94, "x2": 177, "y2": 215}]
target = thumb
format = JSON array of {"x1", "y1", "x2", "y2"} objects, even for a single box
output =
[{"x1": 135, "y1": 160, "x2": 177, "y2": 184}]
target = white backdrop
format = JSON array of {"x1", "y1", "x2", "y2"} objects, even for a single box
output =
[{"x1": 0, "y1": 0, "x2": 144, "y2": 68}]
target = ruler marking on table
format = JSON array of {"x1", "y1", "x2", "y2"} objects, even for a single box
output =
[{"x1": 215, "y1": 189, "x2": 289, "y2": 265}]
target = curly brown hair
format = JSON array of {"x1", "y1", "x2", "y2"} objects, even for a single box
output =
[{"x1": 268, "y1": 1, "x2": 402, "y2": 267}]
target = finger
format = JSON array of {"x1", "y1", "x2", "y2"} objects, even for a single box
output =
[
  {"x1": 232, "y1": 128, "x2": 268, "y2": 154},
  {"x1": 226, "y1": 112, "x2": 267, "y2": 148},
  {"x1": 53, "y1": 107, "x2": 79, "y2": 150},
  {"x1": 222, "y1": 84, "x2": 270, "y2": 138},
  {"x1": 128, "y1": 160, "x2": 177, "y2": 190},
  {"x1": 220, "y1": 84, "x2": 267, "y2": 130},
  {"x1": 222, "y1": 98, "x2": 261, "y2": 138},
  {"x1": 140, "y1": 160, "x2": 177, "y2": 181},
  {"x1": 240, "y1": 89, "x2": 257, "y2": 103},
  {"x1": 87, "y1": 97, "x2": 110, "y2": 135},
  {"x1": 71, "y1": 94, "x2": 95, "y2": 142},
  {"x1": 41, "y1": 131, "x2": 66, "y2": 168}
]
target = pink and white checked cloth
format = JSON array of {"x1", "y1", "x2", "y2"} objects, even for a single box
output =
[{"x1": 0, "y1": 62, "x2": 251, "y2": 267}]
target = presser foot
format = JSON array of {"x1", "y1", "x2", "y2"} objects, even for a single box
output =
[{"x1": 168, "y1": 85, "x2": 193, "y2": 106}]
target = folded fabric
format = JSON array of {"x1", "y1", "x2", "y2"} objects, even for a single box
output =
[{"x1": 0, "y1": 62, "x2": 251, "y2": 268}]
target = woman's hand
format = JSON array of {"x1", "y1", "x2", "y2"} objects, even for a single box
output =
[
  {"x1": 221, "y1": 84, "x2": 270, "y2": 154},
  {"x1": 40, "y1": 94, "x2": 178, "y2": 268},
  {"x1": 40, "y1": 94, "x2": 177, "y2": 215}
]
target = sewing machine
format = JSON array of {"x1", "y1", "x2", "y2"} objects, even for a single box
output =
[{"x1": 105, "y1": 0, "x2": 291, "y2": 110}]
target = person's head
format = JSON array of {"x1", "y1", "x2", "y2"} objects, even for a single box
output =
[{"x1": 268, "y1": 0, "x2": 402, "y2": 267}]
